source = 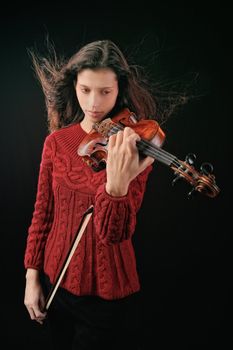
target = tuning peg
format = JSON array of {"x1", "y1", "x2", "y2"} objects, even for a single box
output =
[
  {"x1": 187, "y1": 186, "x2": 197, "y2": 198},
  {"x1": 172, "y1": 153, "x2": 196, "y2": 186},
  {"x1": 185, "y1": 153, "x2": 196, "y2": 165},
  {"x1": 200, "y1": 162, "x2": 213, "y2": 176},
  {"x1": 172, "y1": 173, "x2": 181, "y2": 186}
]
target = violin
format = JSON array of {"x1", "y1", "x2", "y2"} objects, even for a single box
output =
[{"x1": 77, "y1": 108, "x2": 220, "y2": 198}]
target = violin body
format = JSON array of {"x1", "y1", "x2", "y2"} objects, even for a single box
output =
[{"x1": 77, "y1": 108, "x2": 220, "y2": 198}]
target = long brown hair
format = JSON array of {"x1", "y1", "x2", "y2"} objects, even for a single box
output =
[{"x1": 28, "y1": 39, "x2": 188, "y2": 133}]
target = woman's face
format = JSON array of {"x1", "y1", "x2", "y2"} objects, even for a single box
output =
[{"x1": 75, "y1": 68, "x2": 119, "y2": 128}]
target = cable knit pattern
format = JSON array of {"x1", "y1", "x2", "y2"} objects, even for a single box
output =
[{"x1": 24, "y1": 122, "x2": 153, "y2": 299}]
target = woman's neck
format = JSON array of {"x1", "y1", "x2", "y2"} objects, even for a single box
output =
[{"x1": 80, "y1": 119, "x2": 93, "y2": 133}]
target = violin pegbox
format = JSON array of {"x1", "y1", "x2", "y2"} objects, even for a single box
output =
[{"x1": 171, "y1": 153, "x2": 219, "y2": 198}]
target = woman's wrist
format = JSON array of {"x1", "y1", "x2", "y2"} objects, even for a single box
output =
[
  {"x1": 105, "y1": 182, "x2": 128, "y2": 197},
  {"x1": 25, "y1": 268, "x2": 40, "y2": 281}
]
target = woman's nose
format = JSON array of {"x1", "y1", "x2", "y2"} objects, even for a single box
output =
[{"x1": 89, "y1": 92, "x2": 100, "y2": 110}]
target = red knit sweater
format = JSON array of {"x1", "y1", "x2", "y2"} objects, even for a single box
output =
[{"x1": 24, "y1": 122, "x2": 153, "y2": 300}]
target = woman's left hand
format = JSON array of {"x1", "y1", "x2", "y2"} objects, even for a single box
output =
[{"x1": 105, "y1": 127, "x2": 154, "y2": 196}]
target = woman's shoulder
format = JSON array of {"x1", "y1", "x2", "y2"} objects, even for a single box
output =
[
  {"x1": 42, "y1": 122, "x2": 87, "y2": 155},
  {"x1": 45, "y1": 122, "x2": 85, "y2": 141},
  {"x1": 41, "y1": 124, "x2": 76, "y2": 148},
  {"x1": 51, "y1": 123, "x2": 80, "y2": 137}
]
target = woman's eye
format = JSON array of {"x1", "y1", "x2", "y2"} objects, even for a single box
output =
[
  {"x1": 102, "y1": 90, "x2": 110, "y2": 95},
  {"x1": 80, "y1": 87, "x2": 89, "y2": 93}
]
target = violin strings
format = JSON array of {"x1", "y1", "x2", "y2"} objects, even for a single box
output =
[
  {"x1": 137, "y1": 138, "x2": 178, "y2": 166},
  {"x1": 109, "y1": 124, "x2": 182, "y2": 169},
  {"x1": 110, "y1": 124, "x2": 179, "y2": 166}
]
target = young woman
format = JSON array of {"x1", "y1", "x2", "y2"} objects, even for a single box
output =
[{"x1": 23, "y1": 39, "x2": 182, "y2": 349}]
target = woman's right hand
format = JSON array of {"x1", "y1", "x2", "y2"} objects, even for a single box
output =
[{"x1": 24, "y1": 268, "x2": 47, "y2": 325}]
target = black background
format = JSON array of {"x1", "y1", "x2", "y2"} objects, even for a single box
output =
[{"x1": 1, "y1": 2, "x2": 232, "y2": 348}]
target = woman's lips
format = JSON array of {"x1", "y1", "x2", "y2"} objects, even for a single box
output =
[{"x1": 87, "y1": 111, "x2": 103, "y2": 117}]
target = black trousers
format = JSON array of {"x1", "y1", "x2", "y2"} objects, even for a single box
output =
[{"x1": 43, "y1": 275, "x2": 142, "y2": 350}]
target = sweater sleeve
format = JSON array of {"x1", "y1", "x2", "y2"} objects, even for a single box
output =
[
  {"x1": 94, "y1": 165, "x2": 153, "y2": 245},
  {"x1": 24, "y1": 135, "x2": 55, "y2": 270}
]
